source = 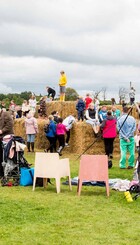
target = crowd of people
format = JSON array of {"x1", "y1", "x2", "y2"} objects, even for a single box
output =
[{"x1": 0, "y1": 77, "x2": 139, "y2": 179}]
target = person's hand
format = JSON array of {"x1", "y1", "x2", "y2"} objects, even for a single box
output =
[
  {"x1": 0, "y1": 130, "x2": 2, "y2": 134},
  {"x1": 126, "y1": 139, "x2": 130, "y2": 143}
]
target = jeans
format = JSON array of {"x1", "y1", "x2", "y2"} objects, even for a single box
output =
[
  {"x1": 27, "y1": 134, "x2": 35, "y2": 143},
  {"x1": 119, "y1": 137, "x2": 135, "y2": 168}
]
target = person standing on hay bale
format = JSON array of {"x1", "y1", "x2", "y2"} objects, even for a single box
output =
[
  {"x1": 84, "y1": 93, "x2": 92, "y2": 109},
  {"x1": 59, "y1": 71, "x2": 67, "y2": 101},
  {"x1": 28, "y1": 94, "x2": 37, "y2": 113},
  {"x1": 76, "y1": 96, "x2": 85, "y2": 121},
  {"x1": 129, "y1": 86, "x2": 135, "y2": 105},
  {"x1": 46, "y1": 86, "x2": 56, "y2": 100}
]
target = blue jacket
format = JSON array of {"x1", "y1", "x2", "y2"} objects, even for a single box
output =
[
  {"x1": 76, "y1": 99, "x2": 85, "y2": 112},
  {"x1": 46, "y1": 120, "x2": 56, "y2": 137}
]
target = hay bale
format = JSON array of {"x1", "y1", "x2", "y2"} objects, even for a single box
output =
[{"x1": 45, "y1": 101, "x2": 77, "y2": 118}]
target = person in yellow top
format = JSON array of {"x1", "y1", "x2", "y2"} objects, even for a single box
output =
[{"x1": 59, "y1": 71, "x2": 67, "y2": 101}]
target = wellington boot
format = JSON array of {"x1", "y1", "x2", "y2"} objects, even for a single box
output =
[
  {"x1": 31, "y1": 142, "x2": 34, "y2": 152},
  {"x1": 27, "y1": 142, "x2": 30, "y2": 152}
]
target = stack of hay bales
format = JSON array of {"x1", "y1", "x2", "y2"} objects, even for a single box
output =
[{"x1": 14, "y1": 101, "x2": 138, "y2": 154}]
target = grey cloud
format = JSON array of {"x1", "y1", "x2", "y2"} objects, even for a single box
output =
[{"x1": 0, "y1": 0, "x2": 140, "y2": 98}]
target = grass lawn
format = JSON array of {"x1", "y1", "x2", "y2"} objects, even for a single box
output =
[{"x1": 0, "y1": 152, "x2": 139, "y2": 245}]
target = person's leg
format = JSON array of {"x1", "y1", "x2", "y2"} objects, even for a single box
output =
[
  {"x1": 66, "y1": 130, "x2": 70, "y2": 144},
  {"x1": 52, "y1": 137, "x2": 57, "y2": 152},
  {"x1": 27, "y1": 134, "x2": 31, "y2": 152},
  {"x1": 49, "y1": 137, "x2": 55, "y2": 153},
  {"x1": 81, "y1": 111, "x2": 84, "y2": 121},
  {"x1": 52, "y1": 91, "x2": 55, "y2": 100},
  {"x1": 57, "y1": 135, "x2": 65, "y2": 155},
  {"x1": 61, "y1": 86, "x2": 66, "y2": 101},
  {"x1": 62, "y1": 93, "x2": 65, "y2": 101},
  {"x1": 78, "y1": 111, "x2": 81, "y2": 121},
  {"x1": 128, "y1": 137, "x2": 135, "y2": 167},
  {"x1": 109, "y1": 138, "x2": 115, "y2": 156},
  {"x1": 119, "y1": 139, "x2": 127, "y2": 168},
  {"x1": 103, "y1": 138, "x2": 110, "y2": 156},
  {"x1": 30, "y1": 134, "x2": 35, "y2": 152},
  {"x1": 59, "y1": 86, "x2": 63, "y2": 101}
]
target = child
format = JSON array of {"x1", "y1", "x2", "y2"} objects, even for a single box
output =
[
  {"x1": 28, "y1": 94, "x2": 37, "y2": 113},
  {"x1": 56, "y1": 117, "x2": 67, "y2": 156},
  {"x1": 44, "y1": 115, "x2": 57, "y2": 153},
  {"x1": 84, "y1": 93, "x2": 92, "y2": 109},
  {"x1": 25, "y1": 111, "x2": 38, "y2": 152},
  {"x1": 22, "y1": 100, "x2": 30, "y2": 117},
  {"x1": 76, "y1": 96, "x2": 85, "y2": 121},
  {"x1": 39, "y1": 96, "x2": 47, "y2": 118}
]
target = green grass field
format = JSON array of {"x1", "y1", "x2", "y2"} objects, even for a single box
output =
[{"x1": 0, "y1": 152, "x2": 139, "y2": 245}]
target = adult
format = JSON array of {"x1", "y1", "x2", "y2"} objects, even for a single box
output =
[
  {"x1": 129, "y1": 87, "x2": 135, "y2": 105},
  {"x1": 59, "y1": 71, "x2": 67, "y2": 101},
  {"x1": 101, "y1": 110, "x2": 117, "y2": 159},
  {"x1": 117, "y1": 106, "x2": 136, "y2": 169},
  {"x1": 46, "y1": 86, "x2": 56, "y2": 100},
  {"x1": 85, "y1": 103, "x2": 100, "y2": 137},
  {"x1": 25, "y1": 111, "x2": 38, "y2": 152},
  {"x1": 84, "y1": 94, "x2": 92, "y2": 109},
  {"x1": 62, "y1": 115, "x2": 76, "y2": 146},
  {"x1": 0, "y1": 108, "x2": 14, "y2": 177}
]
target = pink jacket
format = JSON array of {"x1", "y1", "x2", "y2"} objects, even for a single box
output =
[
  {"x1": 25, "y1": 117, "x2": 38, "y2": 134},
  {"x1": 102, "y1": 118, "x2": 117, "y2": 138},
  {"x1": 56, "y1": 123, "x2": 67, "y2": 135}
]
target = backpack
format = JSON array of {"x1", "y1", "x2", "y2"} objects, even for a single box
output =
[{"x1": 44, "y1": 123, "x2": 50, "y2": 133}]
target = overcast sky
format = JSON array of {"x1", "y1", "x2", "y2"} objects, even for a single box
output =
[{"x1": 0, "y1": 0, "x2": 140, "y2": 101}]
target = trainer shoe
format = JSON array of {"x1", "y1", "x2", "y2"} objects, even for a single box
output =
[{"x1": 127, "y1": 166, "x2": 134, "y2": 169}]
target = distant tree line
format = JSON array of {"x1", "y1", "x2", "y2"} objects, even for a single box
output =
[
  {"x1": 0, "y1": 91, "x2": 42, "y2": 109},
  {"x1": 0, "y1": 86, "x2": 128, "y2": 109}
]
